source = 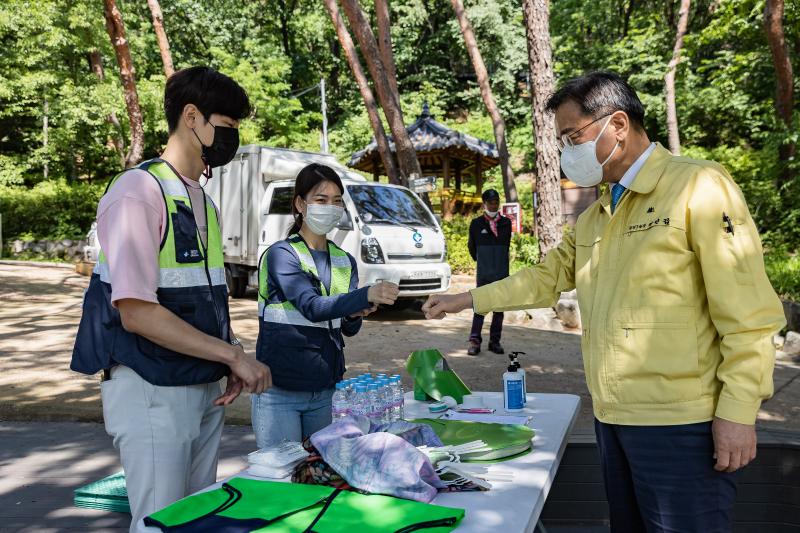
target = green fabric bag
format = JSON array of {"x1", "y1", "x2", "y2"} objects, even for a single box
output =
[
  {"x1": 406, "y1": 348, "x2": 471, "y2": 403},
  {"x1": 145, "y1": 477, "x2": 464, "y2": 533},
  {"x1": 411, "y1": 418, "x2": 535, "y2": 461}
]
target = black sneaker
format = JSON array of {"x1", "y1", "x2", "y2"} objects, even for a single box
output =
[
  {"x1": 488, "y1": 342, "x2": 505, "y2": 354},
  {"x1": 467, "y1": 341, "x2": 481, "y2": 356}
]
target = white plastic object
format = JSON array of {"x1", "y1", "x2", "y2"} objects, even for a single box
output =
[
  {"x1": 247, "y1": 441, "x2": 308, "y2": 468},
  {"x1": 461, "y1": 394, "x2": 484, "y2": 408},
  {"x1": 440, "y1": 395, "x2": 458, "y2": 409}
]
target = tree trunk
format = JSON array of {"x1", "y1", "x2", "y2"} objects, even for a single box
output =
[
  {"x1": 664, "y1": 0, "x2": 690, "y2": 155},
  {"x1": 323, "y1": 0, "x2": 400, "y2": 184},
  {"x1": 339, "y1": 0, "x2": 422, "y2": 186},
  {"x1": 451, "y1": 0, "x2": 518, "y2": 203},
  {"x1": 89, "y1": 50, "x2": 126, "y2": 168},
  {"x1": 147, "y1": 0, "x2": 175, "y2": 78},
  {"x1": 103, "y1": 0, "x2": 144, "y2": 167},
  {"x1": 374, "y1": 0, "x2": 399, "y2": 97},
  {"x1": 522, "y1": 0, "x2": 562, "y2": 256},
  {"x1": 764, "y1": 0, "x2": 796, "y2": 190}
]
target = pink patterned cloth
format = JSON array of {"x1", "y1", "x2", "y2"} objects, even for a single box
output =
[{"x1": 309, "y1": 416, "x2": 445, "y2": 503}]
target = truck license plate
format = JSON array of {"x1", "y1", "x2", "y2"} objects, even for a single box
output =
[{"x1": 409, "y1": 271, "x2": 437, "y2": 280}]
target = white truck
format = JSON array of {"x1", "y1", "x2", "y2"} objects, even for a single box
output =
[{"x1": 204, "y1": 145, "x2": 451, "y2": 299}]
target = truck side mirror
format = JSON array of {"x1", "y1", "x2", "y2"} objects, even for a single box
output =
[{"x1": 337, "y1": 210, "x2": 354, "y2": 231}]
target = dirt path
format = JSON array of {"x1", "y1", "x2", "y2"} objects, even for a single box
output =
[{"x1": 1, "y1": 262, "x2": 798, "y2": 434}]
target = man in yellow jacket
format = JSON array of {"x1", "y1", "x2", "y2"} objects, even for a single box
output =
[{"x1": 423, "y1": 71, "x2": 785, "y2": 532}]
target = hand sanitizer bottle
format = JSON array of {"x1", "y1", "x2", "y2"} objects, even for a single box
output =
[
  {"x1": 503, "y1": 362, "x2": 524, "y2": 413},
  {"x1": 510, "y1": 352, "x2": 527, "y2": 406}
]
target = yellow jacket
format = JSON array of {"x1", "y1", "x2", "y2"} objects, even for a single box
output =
[{"x1": 472, "y1": 145, "x2": 785, "y2": 426}]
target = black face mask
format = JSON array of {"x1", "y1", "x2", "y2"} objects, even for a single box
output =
[{"x1": 193, "y1": 120, "x2": 240, "y2": 177}]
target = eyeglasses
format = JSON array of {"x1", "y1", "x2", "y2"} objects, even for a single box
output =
[{"x1": 556, "y1": 113, "x2": 613, "y2": 152}]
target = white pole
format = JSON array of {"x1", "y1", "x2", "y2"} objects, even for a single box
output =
[{"x1": 320, "y1": 78, "x2": 329, "y2": 153}]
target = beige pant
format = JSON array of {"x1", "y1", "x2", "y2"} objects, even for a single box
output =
[{"x1": 101, "y1": 365, "x2": 224, "y2": 533}]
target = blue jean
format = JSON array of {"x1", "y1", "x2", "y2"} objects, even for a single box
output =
[
  {"x1": 251, "y1": 386, "x2": 334, "y2": 448},
  {"x1": 595, "y1": 419, "x2": 738, "y2": 533}
]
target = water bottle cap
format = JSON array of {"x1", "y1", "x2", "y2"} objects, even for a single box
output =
[
  {"x1": 368, "y1": 383, "x2": 379, "y2": 391},
  {"x1": 356, "y1": 385, "x2": 367, "y2": 392},
  {"x1": 336, "y1": 382, "x2": 345, "y2": 390},
  {"x1": 376, "y1": 373, "x2": 387, "y2": 378},
  {"x1": 390, "y1": 375, "x2": 401, "y2": 383},
  {"x1": 391, "y1": 374, "x2": 401, "y2": 380}
]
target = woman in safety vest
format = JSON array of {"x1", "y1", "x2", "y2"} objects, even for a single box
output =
[{"x1": 252, "y1": 163, "x2": 399, "y2": 447}]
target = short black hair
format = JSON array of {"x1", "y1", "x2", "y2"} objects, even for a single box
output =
[
  {"x1": 164, "y1": 66, "x2": 251, "y2": 134},
  {"x1": 545, "y1": 71, "x2": 645, "y2": 129},
  {"x1": 482, "y1": 189, "x2": 500, "y2": 202}
]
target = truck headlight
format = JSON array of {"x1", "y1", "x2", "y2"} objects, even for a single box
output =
[{"x1": 361, "y1": 237, "x2": 385, "y2": 264}]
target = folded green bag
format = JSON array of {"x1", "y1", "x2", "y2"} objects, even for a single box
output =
[
  {"x1": 406, "y1": 348, "x2": 471, "y2": 403},
  {"x1": 145, "y1": 477, "x2": 465, "y2": 532},
  {"x1": 411, "y1": 418, "x2": 535, "y2": 461}
]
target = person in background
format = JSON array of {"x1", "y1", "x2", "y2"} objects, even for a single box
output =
[
  {"x1": 467, "y1": 188, "x2": 512, "y2": 355},
  {"x1": 423, "y1": 71, "x2": 785, "y2": 532},
  {"x1": 252, "y1": 163, "x2": 399, "y2": 447},
  {"x1": 71, "y1": 66, "x2": 271, "y2": 532}
]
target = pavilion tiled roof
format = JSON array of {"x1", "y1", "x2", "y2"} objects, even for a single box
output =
[{"x1": 348, "y1": 102, "x2": 499, "y2": 169}]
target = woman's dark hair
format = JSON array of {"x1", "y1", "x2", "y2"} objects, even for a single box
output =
[
  {"x1": 164, "y1": 66, "x2": 251, "y2": 134},
  {"x1": 288, "y1": 163, "x2": 345, "y2": 236}
]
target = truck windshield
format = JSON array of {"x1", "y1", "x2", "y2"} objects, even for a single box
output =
[{"x1": 346, "y1": 184, "x2": 436, "y2": 228}]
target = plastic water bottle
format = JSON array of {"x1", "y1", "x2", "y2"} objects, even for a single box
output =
[
  {"x1": 331, "y1": 382, "x2": 348, "y2": 420},
  {"x1": 366, "y1": 383, "x2": 381, "y2": 421},
  {"x1": 352, "y1": 385, "x2": 368, "y2": 417},
  {"x1": 390, "y1": 375, "x2": 404, "y2": 421},
  {"x1": 343, "y1": 379, "x2": 355, "y2": 411},
  {"x1": 377, "y1": 378, "x2": 391, "y2": 423}
]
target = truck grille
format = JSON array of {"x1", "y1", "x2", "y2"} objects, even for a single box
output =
[
  {"x1": 399, "y1": 278, "x2": 442, "y2": 291},
  {"x1": 386, "y1": 253, "x2": 442, "y2": 261}
]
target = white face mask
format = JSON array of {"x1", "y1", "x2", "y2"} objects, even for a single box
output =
[
  {"x1": 485, "y1": 209, "x2": 498, "y2": 218},
  {"x1": 303, "y1": 203, "x2": 344, "y2": 235},
  {"x1": 560, "y1": 116, "x2": 619, "y2": 187}
]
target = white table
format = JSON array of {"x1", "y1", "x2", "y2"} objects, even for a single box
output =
[
  {"x1": 405, "y1": 392, "x2": 580, "y2": 533},
  {"x1": 141, "y1": 391, "x2": 579, "y2": 533}
]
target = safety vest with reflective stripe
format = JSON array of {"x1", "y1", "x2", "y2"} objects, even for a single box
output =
[
  {"x1": 256, "y1": 235, "x2": 352, "y2": 390},
  {"x1": 71, "y1": 159, "x2": 231, "y2": 386}
]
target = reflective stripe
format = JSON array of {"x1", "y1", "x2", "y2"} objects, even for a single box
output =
[
  {"x1": 159, "y1": 177, "x2": 192, "y2": 199},
  {"x1": 262, "y1": 305, "x2": 342, "y2": 329},
  {"x1": 159, "y1": 267, "x2": 225, "y2": 288},
  {"x1": 295, "y1": 250, "x2": 315, "y2": 272},
  {"x1": 94, "y1": 260, "x2": 111, "y2": 283},
  {"x1": 330, "y1": 254, "x2": 351, "y2": 268},
  {"x1": 95, "y1": 262, "x2": 223, "y2": 288}
]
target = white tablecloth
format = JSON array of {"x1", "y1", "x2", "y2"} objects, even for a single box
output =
[
  {"x1": 141, "y1": 391, "x2": 580, "y2": 533},
  {"x1": 405, "y1": 392, "x2": 580, "y2": 532}
]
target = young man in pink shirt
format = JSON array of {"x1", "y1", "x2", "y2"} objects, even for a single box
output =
[{"x1": 72, "y1": 66, "x2": 271, "y2": 532}]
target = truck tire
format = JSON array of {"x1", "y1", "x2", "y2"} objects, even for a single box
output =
[{"x1": 225, "y1": 266, "x2": 247, "y2": 298}]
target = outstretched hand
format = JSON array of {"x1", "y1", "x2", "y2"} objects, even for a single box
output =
[{"x1": 422, "y1": 292, "x2": 473, "y2": 320}]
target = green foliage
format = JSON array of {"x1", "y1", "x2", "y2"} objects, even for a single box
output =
[
  {"x1": 0, "y1": 181, "x2": 103, "y2": 241},
  {"x1": 443, "y1": 215, "x2": 539, "y2": 275},
  {"x1": 443, "y1": 216, "x2": 473, "y2": 274},
  {"x1": 765, "y1": 250, "x2": 800, "y2": 302},
  {"x1": 0, "y1": 0, "x2": 798, "y2": 290}
]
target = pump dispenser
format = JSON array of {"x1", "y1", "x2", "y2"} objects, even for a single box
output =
[
  {"x1": 503, "y1": 359, "x2": 524, "y2": 413},
  {"x1": 509, "y1": 352, "x2": 527, "y2": 405}
]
